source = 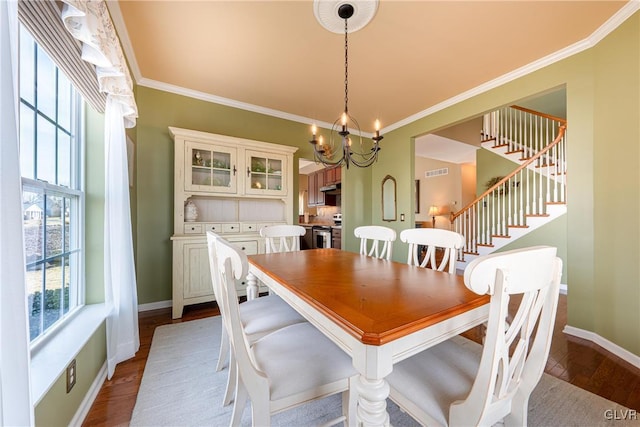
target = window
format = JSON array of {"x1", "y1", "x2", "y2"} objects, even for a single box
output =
[{"x1": 19, "y1": 24, "x2": 84, "y2": 343}]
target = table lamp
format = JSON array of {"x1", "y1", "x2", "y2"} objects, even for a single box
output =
[{"x1": 428, "y1": 205, "x2": 439, "y2": 228}]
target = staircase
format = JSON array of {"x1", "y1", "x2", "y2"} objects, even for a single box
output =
[{"x1": 452, "y1": 105, "x2": 567, "y2": 269}]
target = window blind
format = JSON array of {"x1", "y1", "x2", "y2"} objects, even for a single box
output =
[{"x1": 18, "y1": 0, "x2": 106, "y2": 112}]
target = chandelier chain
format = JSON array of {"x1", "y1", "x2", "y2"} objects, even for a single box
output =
[{"x1": 344, "y1": 18, "x2": 349, "y2": 114}]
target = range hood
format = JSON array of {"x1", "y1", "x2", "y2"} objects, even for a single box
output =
[{"x1": 319, "y1": 183, "x2": 341, "y2": 194}]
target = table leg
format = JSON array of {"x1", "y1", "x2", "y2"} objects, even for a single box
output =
[
  {"x1": 356, "y1": 375, "x2": 390, "y2": 427},
  {"x1": 246, "y1": 272, "x2": 258, "y2": 301}
]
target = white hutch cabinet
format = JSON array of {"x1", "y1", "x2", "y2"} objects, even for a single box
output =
[{"x1": 170, "y1": 127, "x2": 298, "y2": 318}]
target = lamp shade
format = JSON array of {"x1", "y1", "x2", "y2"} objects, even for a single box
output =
[{"x1": 428, "y1": 206, "x2": 439, "y2": 216}]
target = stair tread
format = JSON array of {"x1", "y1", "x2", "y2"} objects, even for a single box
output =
[
  {"x1": 505, "y1": 149, "x2": 524, "y2": 154},
  {"x1": 508, "y1": 225, "x2": 529, "y2": 229}
]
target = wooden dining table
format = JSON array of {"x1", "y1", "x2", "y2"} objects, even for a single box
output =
[{"x1": 246, "y1": 248, "x2": 490, "y2": 427}]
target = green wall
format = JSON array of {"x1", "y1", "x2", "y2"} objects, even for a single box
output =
[
  {"x1": 132, "y1": 10, "x2": 639, "y2": 354},
  {"x1": 36, "y1": 10, "x2": 639, "y2": 426},
  {"x1": 133, "y1": 87, "x2": 374, "y2": 303},
  {"x1": 366, "y1": 12, "x2": 639, "y2": 355},
  {"x1": 592, "y1": 13, "x2": 640, "y2": 351}
]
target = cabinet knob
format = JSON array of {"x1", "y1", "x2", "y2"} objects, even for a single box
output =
[{"x1": 241, "y1": 247, "x2": 246, "y2": 251}]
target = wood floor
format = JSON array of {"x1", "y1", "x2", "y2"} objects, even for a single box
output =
[{"x1": 81, "y1": 294, "x2": 640, "y2": 426}]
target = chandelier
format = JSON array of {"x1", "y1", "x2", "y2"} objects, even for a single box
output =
[{"x1": 309, "y1": 1, "x2": 382, "y2": 169}]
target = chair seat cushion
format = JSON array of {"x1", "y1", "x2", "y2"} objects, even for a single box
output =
[
  {"x1": 252, "y1": 322, "x2": 357, "y2": 401},
  {"x1": 240, "y1": 294, "x2": 306, "y2": 341},
  {"x1": 387, "y1": 335, "x2": 481, "y2": 426}
]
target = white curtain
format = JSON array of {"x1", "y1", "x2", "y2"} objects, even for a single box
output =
[
  {"x1": 60, "y1": 0, "x2": 139, "y2": 379},
  {"x1": 0, "y1": 0, "x2": 34, "y2": 425}
]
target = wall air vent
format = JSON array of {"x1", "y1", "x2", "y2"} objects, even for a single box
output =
[{"x1": 425, "y1": 168, "x2": 449, "y2": 178}]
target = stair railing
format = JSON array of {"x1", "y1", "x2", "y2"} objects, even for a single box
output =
[
  {"x1": 451, "y1": 125, "x2": 567, "y2": 259},
  {"x1": 483, "y1": 105, "x2": 567, "y2": 160}
]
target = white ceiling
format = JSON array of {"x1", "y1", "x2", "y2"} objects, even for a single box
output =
[{"x1": 107, "y1": 1, "x2": 634, "y2": 135}]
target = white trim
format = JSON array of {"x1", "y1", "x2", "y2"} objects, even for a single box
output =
[
  {"x1": 138, "y1": 78, "x2": 352, "y2": 134},
  {"x1": 386, "y1": 1, "x2": 639, "y2": 133},
  {"x1": 138, "y1": 299, "x2": 172, "y2": 312},
  {"x1": 104, "y1": 1, "x2": 141, "y2": 82},
  {"x1": 109, "y1": 1, "x2": 639, "y2": 135},
  {"x1": 559, "y1": 283, "x2": 567, "y2": 295},
  {"x1": 563, "y1": 325, "x2": 640, "y2": 370},
  {"x1": 68, "y1": 361, "x2": 107, "y2": 427},
  {"x1": 30, "y1": 303, "x2": 107, "y2": 405}
]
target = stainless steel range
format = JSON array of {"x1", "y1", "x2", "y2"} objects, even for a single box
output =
[{"x1": 312, "y1": 225, "x2": 332, "y2": 248}]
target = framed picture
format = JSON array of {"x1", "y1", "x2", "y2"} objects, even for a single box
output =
[{"x1": 415, "y1": 179, "x2": 420, "y2": 213}]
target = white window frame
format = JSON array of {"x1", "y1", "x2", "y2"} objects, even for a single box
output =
[{"x1": 19, "y1": 23, "x2": 86, "y2": 350}]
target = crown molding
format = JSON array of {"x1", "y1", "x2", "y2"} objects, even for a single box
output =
[
  {"x1": 112, "y1": 0, "x2": 639, "y2": 136},
  {"x1": 105, "y1": 0, "x2": 142, "y2": 82},
  {"x1": 138, "y1": 77, "x2": 375, "y2": 138},
  {"x1": 383, "y1": 0, "x2": 640, "y2": 134}
]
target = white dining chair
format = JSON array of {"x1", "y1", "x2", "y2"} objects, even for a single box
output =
[
  {"x1": 206, "y1": 232, "x2": 306, "y2": 407},
  {"x1": 354, "y1": 225, "x2": 397, "y2": 260},
  {"x1": 387, "y1": 246, "x2": 562, "y2": 426},
  {"x1": 400, "y1": 228, "x2": 464, "y2": 274},
  {"x1": 214, "y1": 235, "x2": 358, "y2": 427},
  {"x1": 260, "y1": 224, "x2": 306, "y2": 253}
]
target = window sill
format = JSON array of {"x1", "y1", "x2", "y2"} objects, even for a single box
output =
[{"x1": 30, "y1": 303, "x2": 107, "y2": 405}]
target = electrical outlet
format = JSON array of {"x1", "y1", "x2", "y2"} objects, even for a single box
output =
[
  {"x1": 400, "y1": 213, "x2": 405, "y2": 221},
  {"x1": 66, "y1": 359, "x2": 76, "y2": 393}
]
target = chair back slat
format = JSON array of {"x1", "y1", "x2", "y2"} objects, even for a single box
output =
[
  {"x1": 399, "y1": 228, "x2": 464, "y2": 274},
  {"x1": 260, "y1": 224, "x2": 306, "y2": 253},
  {"x1": 354, "y1": 225, "x2": 397, "y2": 260}
]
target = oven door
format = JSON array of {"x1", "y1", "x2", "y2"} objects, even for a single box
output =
[{"x1": 312, "y1": 228, "x2": 332, "y2": 249}]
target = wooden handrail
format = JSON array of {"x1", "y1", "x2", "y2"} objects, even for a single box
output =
[
  {"x1": 451, "y1": 125, "x2": 566, "y2": 222},
  {"x1": 510, "y1": 105, "x2": 567, "y2": 125}
]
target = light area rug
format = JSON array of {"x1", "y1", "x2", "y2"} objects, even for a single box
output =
[{"x1": 130, "y1": 317, "x2": 638, "y2": 427}]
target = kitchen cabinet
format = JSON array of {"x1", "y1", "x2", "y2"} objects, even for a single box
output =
[
  {"x1": 301, "y1": 225, "x2": 314, "y2": 250},
  {"x1": 324, "y1": 166, "x2": 341, "y2": 185},
  {"x1": 307, "y1": 170, "x2": 337, "y2": 207},
  {"x1": 332, "y1": 227, "x2": 342, "y2": 249},
  {"x1": 307, "y1": 170, "x2": 325, "y2": 207},
  {"x1": 185, "y1": 141, "x2": 237, "y2": 194},
  {"x1": 245, "y1": 150, "x2": 287, "y2": 196},
  {"x1": 170, "y1": 127, "x2": 298, "y2": 318}
]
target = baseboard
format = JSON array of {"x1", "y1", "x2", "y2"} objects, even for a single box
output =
[
  {"x1": 138, "y1": 300, "x2": 172, "y2": 312},
  {"x1": 69, "y1": 361, "x2": 107, "y2": 427},
  {"x1": 563, "y1": 325, "x2": 640, "y2": 370}
]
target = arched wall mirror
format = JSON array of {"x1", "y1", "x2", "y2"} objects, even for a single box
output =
[{"x1": 382, "y1": 175, "x2": 397, "y2": 221}]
